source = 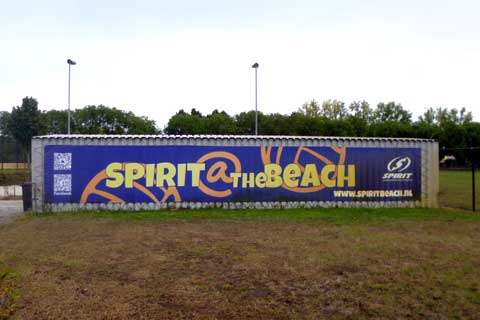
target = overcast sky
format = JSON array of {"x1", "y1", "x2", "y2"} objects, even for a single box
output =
[{"x1": 1, "y1": 0, "x2": 479, "y2": 128}]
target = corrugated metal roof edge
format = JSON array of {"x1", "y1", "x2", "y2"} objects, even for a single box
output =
[{"x1": 33, "y1": 134, "x2": 436, "y2": 142}]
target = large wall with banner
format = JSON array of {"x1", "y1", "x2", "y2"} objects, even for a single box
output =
[{"x1": 31, "y1": 135, "x2": 439, "y2": 212}]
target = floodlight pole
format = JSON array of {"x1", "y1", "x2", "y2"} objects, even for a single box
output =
[
  {"x1": 68, "y1": 63, "x2": 71, "y2": 134},
  {"x1": 252, "y1": 62, "x2": 259, "y2": 136},
  {"x1": 67, "y1": 59, "x2": 76, "y2": 134}
]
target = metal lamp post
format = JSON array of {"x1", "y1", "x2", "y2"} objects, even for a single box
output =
[
  {"x1": 252, "y1": 62, "x2": 259, "y2": 136},
  {"x1": 67, "y1": 59, "x2": 76, "y2": 134}
]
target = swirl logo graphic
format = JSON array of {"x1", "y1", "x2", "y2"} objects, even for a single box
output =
[{"x1": 387, "y1": 157, "x2": 411, "y2": 172}]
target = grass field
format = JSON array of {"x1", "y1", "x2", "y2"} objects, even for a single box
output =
[
  {"x1": 1, "y1": 208, "x2": 480, "y2": 319},
  {"x1": 439, "y1": 170, "x2": 480, "y2": 210}
]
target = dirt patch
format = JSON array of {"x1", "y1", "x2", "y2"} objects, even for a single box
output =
[{"x1": 0, "y1": 216, "x2": 479, "y2": 319}]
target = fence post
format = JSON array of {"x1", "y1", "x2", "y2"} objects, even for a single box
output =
[{"x1": 0, "y1": 135, "x2": 3, "y2": 170}]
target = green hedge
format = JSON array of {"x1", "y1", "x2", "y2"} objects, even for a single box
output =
[{"x1": 0, "y1": 170, "x2": 30, "y2": 186}]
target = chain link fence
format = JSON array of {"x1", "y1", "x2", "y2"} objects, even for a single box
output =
[
  {"x1": 0, "y1": 135, "x2": 29, "y2": 170},
  {"x1": 439, "y1": 147, "x2": 479, "y2": 211}
]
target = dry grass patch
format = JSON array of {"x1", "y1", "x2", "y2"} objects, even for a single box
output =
[{"x1": 0, "y1": 211, "x2": 480, "y2": 319}]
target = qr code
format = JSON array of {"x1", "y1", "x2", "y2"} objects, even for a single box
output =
[
  {"x1": 54, "y1": 153, "x2": 72, "y2": 170},
  {"x1": 54, "y1": 174, "x2": 72, "y2": 195}
]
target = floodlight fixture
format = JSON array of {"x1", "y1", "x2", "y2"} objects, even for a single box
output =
[{"x1": 252, "y1": 62, "x2": 259, "y2": 135}]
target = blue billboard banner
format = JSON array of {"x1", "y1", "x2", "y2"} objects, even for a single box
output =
[{"x1": 44, "y1": 145, "x2": 421, "y2": 204}]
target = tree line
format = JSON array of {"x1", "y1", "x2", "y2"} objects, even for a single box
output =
[
  {"x1": 164, "y1": 100, "x2": 479, "y2": 165},
  {"x1": 1, "y1": 97, "x2": 479, "y2": 163},
  {"x1": 165, "y1": 100, "x2": 479, "y2": 149},
  {"x1": 0, "y1": 97, "x2": 158, "y2": 153}
]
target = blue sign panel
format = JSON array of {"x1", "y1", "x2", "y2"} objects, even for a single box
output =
[{"x1": 44, "y1": 145, "x2": 421, "y2": 204}]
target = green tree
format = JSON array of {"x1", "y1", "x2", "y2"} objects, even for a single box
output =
[
  {"x1": 73, "y1": 105, "x2": 157, "y2": 134},
  {"x1": 298, "y1": 99, "x2": 349, "y2": 120},
  {"x1": 41, "y1": 110, "x2": 68, "y2": 134},
  {"x1": 416, "y1": 107, "x2": 474, "y2": 154},
  {"x1": 235, "y1": 111, "x2": 262, "y2": 135},
  {"x1": 368, "y1": 121, "x2": 415, "y2": 138},
  {"x1": 288, "y1": 112, "x2": 325, "y2": 136},
  {"x1": 322, "y1": 118, "x2": 356, "y2": 136},
  {"x1": 373, "y1": 102, "x2": 412, "y2": 123},
  {"x1": 190, "y1": 108, "x2": 203, "y2": 117},
  {"x1": 205, "y1": 110, "x2": 238, "y2": 135},
  {"x1": 463, "y1": 122, "x2": 480, "y2": 148},
  {"x1": 418, "y1": 108, "x2": 436, "y2": 125},
  {"x1": 320, "y1": 99, "x2": 348, "y2": 120},
  {"x1": 122, "y1": 111, "x2": 158, "y2": 134},
  {"x1": 348, "y1": 101, "x2": 372, "y2": 136},
  {"x1": 8, "y1": 97, "x2": 43, "y2": 155},
  {"x1": 419, "y1": 107, "x2": 472, "y2": 126},
  {"x1": 0, "y1": 111, "x2": 11, "y2": 136},
  {"x1": 412, "y1": 121, "x2": 441, "y2": 140},
  {"x1": 164, "y1": 109, "x2": 207, "y2": 134},
  {"x1": 297, "y1": 99, "x2": 320, "y2": 117},
  {"x1": 260, "y1": 113, "x2": 291, "y2": 135}
]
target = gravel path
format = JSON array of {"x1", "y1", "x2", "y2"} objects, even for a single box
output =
[{"x1": 0, "y1": 200, "x2": 23, "y2": 225}]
